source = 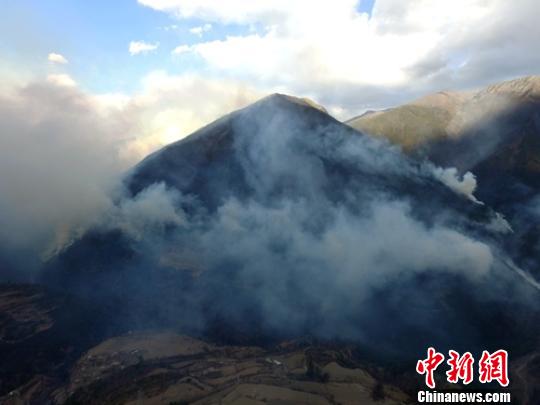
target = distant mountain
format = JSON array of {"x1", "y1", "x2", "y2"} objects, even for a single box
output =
[
  {"x1": 347, "y1": 76, "x2": 540, "y2": 197},
  {"x1": 347, "y1": 91, "x2": 471, "y2": 151},
  {"x1": 347, "y1": 76, "x2": 540, "y2": 149},
  {"x1": 42, "y1": 94, "x2": 540, "y2": 363}
]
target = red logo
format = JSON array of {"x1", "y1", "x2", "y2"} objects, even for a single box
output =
[
  {"x1": 478, "y1": 350, "x2": 509, "y2": 387},
  {"x1": 416, "y1": 347, "x2": 445, "y2": 389},
  {"x1": 417, "y1": 348, "x2": 509, "y2": 388},
  {"x1": 446, "y1": 350, "x2": 474, "y2": 385}
]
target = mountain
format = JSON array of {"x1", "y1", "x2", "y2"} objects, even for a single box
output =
[{"x1": 41, "y1": 94, "x2": 540, "y2": 364}]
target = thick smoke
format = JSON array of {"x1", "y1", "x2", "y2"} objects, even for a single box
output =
[
  {"x1": 0, "y1": 82, "x2": 132, "y2": 275},
  {"x1": 48, "y1": 95, "x2": 539, "y2": 353}
]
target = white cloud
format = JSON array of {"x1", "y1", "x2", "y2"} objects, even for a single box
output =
[
  {"x1": 47, "y1": 73, "x2": 77, "y2": 87},
  {"x1": 137, "y1": 0, "x2": 313, "y2": 24},
  {"x1": 189, "y1": 23, "x2": 212, "y2": 36},
  {"x1": 163, "y1": 24, "x2": 179, "y2": 31},
  {"x1": 129, "y1": 40, "x2": 159, "y2": 55},
  {"x1": 172, "y1": 44, "x2": 192, "y2": 55},
  {"x1": 47, "y1": 52, "x2": 68, "y2": 64},
  {"x1": 139, "y1": 0, "x2": 540, "y2": 117}
]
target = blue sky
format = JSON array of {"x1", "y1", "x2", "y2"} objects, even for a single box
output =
[
  {"x1": 357, "y1": 0, "x2": 376, "y2": 15},
  {"x1": 3, "y1": 1, "x2": 184, "y2": 92},
  {"x1": 1, "y1": 1, "x2": 288, "y2": 94},
  {"x1": 0, "y1": 0, "x2": 377, "y2": 95},
  {"x1": 1, "y1": 1, "x2": 219, "y2": 92}
]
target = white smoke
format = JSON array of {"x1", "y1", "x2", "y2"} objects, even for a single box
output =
[
  {"x1": 102, "y1": 183, "x2": 186, "y2": 240},
  {"x1": 432, "y1": 166, "x2": 481, "y2": 203},
  {"x1": 485, "y1": 212, "x2": 513, "y2": 234}
]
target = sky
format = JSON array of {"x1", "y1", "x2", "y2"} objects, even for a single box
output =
[{"x1": 1, "y1": 0, "x2": 540, "y2": 156}]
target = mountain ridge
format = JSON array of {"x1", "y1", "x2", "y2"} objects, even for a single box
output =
[{"x1": 347, "y1": 75, "x2": 540, "y2": 148}]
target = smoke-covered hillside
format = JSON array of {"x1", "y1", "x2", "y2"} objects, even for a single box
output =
[{"x1": 42, "y1": 94, "x2": 540, "y2": 360}]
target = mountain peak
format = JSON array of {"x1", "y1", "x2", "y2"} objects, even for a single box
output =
[
  {"x1": 256, "y1": 93, "x2": 328, "y2": 114},
  {"x1": 127, "y1": 91, "x2": 343, "y2": 202}
]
